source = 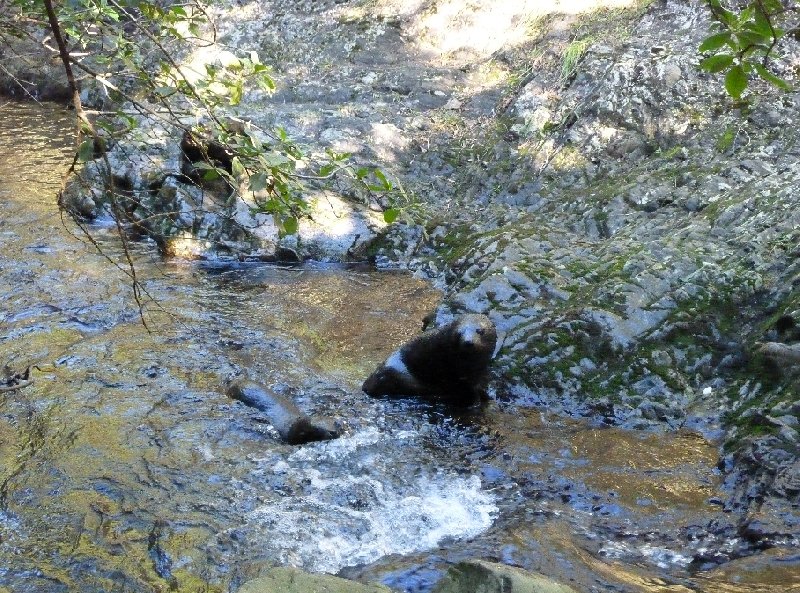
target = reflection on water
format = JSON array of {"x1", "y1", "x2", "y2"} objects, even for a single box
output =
[{"x1": 0, "y1": 101, "x2": 796, "y2": 593}]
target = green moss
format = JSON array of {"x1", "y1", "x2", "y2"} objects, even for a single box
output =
[
  {"x1": 437, "y1": 225, "x2": 483, "y2": 265},
  {"x1": 716, "y1": 125, "x2": 737, "y2": 153},
  {"x1": 561, "y1": 37, "x2": 594, "y2": 83},
  {"x1": 656, "y1": 146, "x2": 685, "y2": 160}
]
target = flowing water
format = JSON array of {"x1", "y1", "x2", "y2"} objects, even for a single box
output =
[{"x1": 0, "y1": 101, "x2": 797, "y2": 593}]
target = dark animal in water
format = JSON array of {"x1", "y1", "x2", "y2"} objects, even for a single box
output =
[
  {"x1": 362, "y1": 313, "x2": 497, "y2": 405},
  {"x1": 226, "y1": 379, "x2": 339, "y2": 445}
]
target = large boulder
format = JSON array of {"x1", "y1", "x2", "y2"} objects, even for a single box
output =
[
  {"x1": 432, "y1": 560, "x2": 578, "y2": 593},
  {"x1": 238, "y1": 567, "x2": 393, "y2": 593}
]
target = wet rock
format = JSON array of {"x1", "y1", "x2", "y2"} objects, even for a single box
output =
[
  {"x1": 739, "y1": 500, "x2": 800, "y2": 545},
  {"x1": 179, "y1": 127, "x2": 235, "y2": 182},
  {"x1": 60, "y1": 122, "x2": 388, "y2": 261},
  {"x1": 238, "y1": 567, "x2": 392, "y2": 593},
  {"x1": 757, "y1": 341, "x2": 800, "y2": 365},
  {"x1": 431, "y1": 560, "x2": 578, "y2": 593},
  {"x1": 274, "y1": 246, "x2": 302, "y2": 264}
]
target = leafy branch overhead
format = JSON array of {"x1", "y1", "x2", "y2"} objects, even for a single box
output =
[
  {"x1": 700, "y1": 0, "x2": 798, "y2": 99},
  {"x1": 3, "y1": 0, "x2": 406, "y2": 241}
]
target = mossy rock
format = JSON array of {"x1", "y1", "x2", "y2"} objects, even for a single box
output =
[
  {"x1": 432, "y1": 560, "x2": 578, "y2": 593},
  {"x1": 238, "y1": 567, "x2": 393, "y2": 593}
]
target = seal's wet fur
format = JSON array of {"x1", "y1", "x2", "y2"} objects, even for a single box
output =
[
  {"x1": 362, "y1": 314, "x2": 497, "y2": 405},
  {"x1": 226, "y1": 379, "x2": 339, "y2": 445}
]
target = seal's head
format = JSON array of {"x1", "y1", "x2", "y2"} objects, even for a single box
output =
[{"x1": 453, "y1": 314, "x2": 497, "y2": 356}]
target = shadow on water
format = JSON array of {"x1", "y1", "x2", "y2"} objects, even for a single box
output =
[{"x1": 1, "y1": 101, "x2": 798, "y2": 593}]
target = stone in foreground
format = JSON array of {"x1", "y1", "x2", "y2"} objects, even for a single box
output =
[
  {"x1": 432, "y1": 560, "x2": 579, "y2": 593},
  {"x1": 238, "y1": 567, "x2": 393, "y2": 593}
]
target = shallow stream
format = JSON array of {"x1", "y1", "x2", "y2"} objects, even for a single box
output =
[{"x1": 0, "y1": 102, "x2": 797, "y2": 593}]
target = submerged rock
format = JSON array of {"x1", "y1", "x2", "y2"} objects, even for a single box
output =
[
  {"x1": 238, "y1": 567, "x2": 392, "y2": 593},
  {"x1": 432, "y1": 560, "x2": 578, "y2": 593}
]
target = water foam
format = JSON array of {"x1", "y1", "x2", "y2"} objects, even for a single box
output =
[{"x1": 245, "y1": 429, "x2": 497, "y2": 573}]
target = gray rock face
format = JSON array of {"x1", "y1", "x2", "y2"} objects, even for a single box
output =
[
  {"x1": 58, "y1": 118, "x2": 387, "y2": 261},
  {"x1": 404, "y1": 0, "x2": 800, "y2": 533},
  {"x1": 432, "y1": 560, "x2": 578, "y2": 593}
]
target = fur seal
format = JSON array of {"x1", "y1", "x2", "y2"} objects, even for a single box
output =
[
  {"x1": 226, "y1": 379, "x2": 339, "y2": 445},
  {"x1": 362, "y1": 313, "x2": 497, "y2": 405}
]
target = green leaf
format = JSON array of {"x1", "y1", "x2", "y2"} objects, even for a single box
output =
[
  {"x1": 231, "y1": 156, "x2": 245, "y2": 177},
  {"x1": 383, "y1": 208, "x2": 400, "y2": 223},
  {"x1": 282, "y1": 217, "x2": 299, "y2": 235},
  {"x1": 257, "y1": 198, "x2": 280, "y2": 213},
  {"x1": 700, "y1": 54, "x2": 734, "y2": 73},
  {"x1": 724, "y1": 64, "x2": 748, "y2": 98},
  {"x1": 264, "y1": 153, "x2": 291, "y2": 167},
  {"x1": 249, "y1": 171, "x2": 269, "y2": 191},
  {"x1": 751, "y1": 8, "x2": 774, "y2": 37},
  {"x1": 153, "y1": 85, "x2": 175, "y2": 97},
  {"x1": 276, "y1": 216, "x2": 299, "y2": 237},
  {"x1": 118, "y1": 113, "x2": 137, "y2": 130},
  {"x1": 96, "y1": 120, "x2": 114, "y2": 133},
  {"x1": 373, "y1": 169, "x2": 392, "y2": 190},
  {"x1": 753, "y1": 63, "x2": 792, "y2": 90},
  {"x1": 284, "y1": 144, "x2": 302, "y2": 160},
  {"x1": 77, "y1": 138, "x2": 95, "y2": 162},
  {"x1": 739, "y1": 6, "x2": 755, "y2": 24},
  {"x1": 699, "y1": 32, "x2": 732, "y2": 52},
  {"x1": 229, "y1": 81, "x2": 243, "y2": 105},
  {"x1": 257, "y1": 74, "x2": 276, "y2": 92},
  {"x1": 715, "y1": 6, "x2": 737, "y2": 27},
  {"x1": 318, "y1": 164, "x2": 335, "y2": 176},
  {"x1": 735, "y1": 30, "x2": 768, "y2": 47}
]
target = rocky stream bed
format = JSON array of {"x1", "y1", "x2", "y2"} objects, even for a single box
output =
[{"x1": 1, "y1": 0, "x2": 799, "y2": 591}]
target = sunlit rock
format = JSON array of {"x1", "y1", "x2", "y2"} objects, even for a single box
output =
[
  {"x1": 432, "y1": 560, "x2": 578, "y2": 593},
  {"x1": 238, "y1": 567, "x2": 392, "y2": 593}
]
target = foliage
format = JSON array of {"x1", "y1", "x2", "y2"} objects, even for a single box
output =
[
  {"x1": 0, "y1": 0, "x2": 404, "y2": 240},
  {"x1": 699, "y1": 0, "x2": 798, "y2": 99}
]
